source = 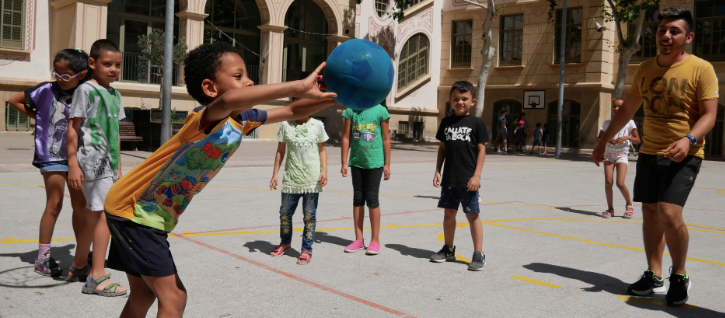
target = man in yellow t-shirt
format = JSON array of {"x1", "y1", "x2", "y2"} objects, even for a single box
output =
[{"x1": 593, "y1": 8, "x2": 719, "y2": 306}]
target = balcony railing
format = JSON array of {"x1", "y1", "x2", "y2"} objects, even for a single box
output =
[
  {"x1": 282, "y1": 69, "x2": 309, "y2": 82},
  {"x1": 120, "y1": 52, "x2": 179, "y2": 86},
  {"x1": 247, "y1": 65, "x2": 260, "y2": 84}
]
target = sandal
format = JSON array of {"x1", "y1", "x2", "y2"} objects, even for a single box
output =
[
  {"x1": 601, "y1": 208, "x2": 614, "y2": 218},
  {"x1": 624, "y1": 205, "x2": 634, "y2": 219},
  {"x1": 297, "y1": 251, "x2": 312, "y2": 265},
  {"x1": 270, "y1": 243, "x2": 291, "y2": 257},
  {"x1": 82, "y1": 274, "x2": 127, "y2": 297},
  {"x1": 65, "y1": 265, "x2": 91, "y2": 282}
]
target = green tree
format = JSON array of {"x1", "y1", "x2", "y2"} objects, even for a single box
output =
[
  {"x1": 548, "y1": 0, "x2": 660, "y2": 98},
  {"x1": 137, "y1": 29, "x2": 189, "y2": 109}
]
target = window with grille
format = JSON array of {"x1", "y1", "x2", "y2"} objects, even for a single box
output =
[
  {"x1": 0, "y1": 0, "x2": 24, "y2": 49},
  {"x1": 398, "y1": 33, "x2": 429, "y2": 91},
  {"x1": 398, "y1": 121, "x2": 409, "y2": 135},
  {"x1": 405, "y1": 0, "x2": 423, "y2": 9},
  {"x1": 554, "y1": 7, "x2": 582, "y2": 63},
  {"x1": 375, "y1": 0, "x2": 387, "y2": 17},
  {"x1": 451, "y1": 20, "x2": 472, "y2": 68},
  {"x1": 5, "y1": 103, "x2": 30, "y2": 131},
  {"x1": 413, "y1": 122, "x2": 424, "y2": 140},
  {"x1": 628, "y1": 10, "x2": 658, "y2": 61},
  {"x1": 500, "y1": 14, "x2": 523, "y2": 66},
  {"x1": 695, "y1": 0, "x2": 725, "y2": 61}
]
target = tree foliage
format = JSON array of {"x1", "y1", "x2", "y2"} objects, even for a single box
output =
[
  {"x1": 357, "y1": 0, "x2": 412, "y2": 21},
  {"x1": 137, "y1": 29, "x2": 189, "y2": 76}
]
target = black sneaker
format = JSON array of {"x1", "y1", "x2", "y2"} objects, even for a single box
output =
[
  {"x1": 627, "y1": 270, "x2": 666, "y2": 295},
  {"x1": 468, "y1": 252, "x2": 485, "y2": 271},
  {"x1": 666, "y1": 273, "x2": 691, "y2": 305},
  {"x1": 430, "y1": 245, "x2": 456, "y2": 263}
]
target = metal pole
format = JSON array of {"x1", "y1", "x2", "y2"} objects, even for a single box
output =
[
  {"x1": 556, "y1": 0, "x2": 568, "y2": 159},
  {"x1": 160, "y1": 0, "x2": 175, "y2": 144}
]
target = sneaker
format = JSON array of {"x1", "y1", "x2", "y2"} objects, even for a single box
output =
[
  {"x1": 627, "y1": 270, "x2": 666, "y2": 295},
  {"x1": 366, "y1": 241, "x2": 381, "y2": 255},
  {"x1": 666, "y1": 273, "x2": 691, "y2": 305},
  {"x1": 344, "y1": 240, "x2": 365, "y2": 253},
  {"x1": 468, "y1": 252, "x2": 486, "y2": 271},
  {"x1": 430, "y1": 245, "x2": 456, "y2": 263},
  {"x1": 34, "y1": 257, "x2": 61, "y2": 277}
]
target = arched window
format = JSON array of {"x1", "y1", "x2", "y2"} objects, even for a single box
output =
[
  {"x1": 547, "y1": 100, "x2": 581, "y2": 148},
  {"x1": 398, "y1": 34, "x2": 429, "y2": 91},
  {"x1": 107, "y1": 0, "x2": 181, "y2": 85},
  {"x1": 375, "y1": 0, "x2": 388, "y2": 18},
  {"x1": 203, "y1": 0, "x2": 261, "y2": 83},
  {"x1": 492, "y1": 100, "x2": 522, "y2": 141},
  {"x1": 704, "y1": 105, "x2": 724, "y2": 157},
  {"x1": 283, "y1": 0, "x2": 328, "y2": 82}
]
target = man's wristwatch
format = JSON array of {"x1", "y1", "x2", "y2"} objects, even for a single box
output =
[{"x1": 685, "y1": 134, "x2": 697, "y2": 146}]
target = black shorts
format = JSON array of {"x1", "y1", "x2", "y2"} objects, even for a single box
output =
[
  {"x1": 106, "y1": 212, "x2": 177, "y2": 277},
  {"x1": 633, "y1": 154, "x2": 702, "y2": 207}
]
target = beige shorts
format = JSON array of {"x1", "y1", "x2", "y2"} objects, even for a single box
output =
[
  {"x1": 81, "y1": 177, "x2": 115, "y2": 211},
  {"x1": 604, "y1": 151, "x2": 629, "y2": 164}
]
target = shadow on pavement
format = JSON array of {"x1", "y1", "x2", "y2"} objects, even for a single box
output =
[
  {"x1": 555, "y1": 207, "x2": 601, "y2": 217},
  {"x1": 385, "y1": 244, "x2": 435, "y2": 259},
  {"x1": 314, "y1": 232, "x2": 353, "y2": 248},
  {"x1": 0, "y1": 244, "x2": 77, "y2": 287},
  {"x1": 524, "y1": 263, "x2": 725, "y2": 317},
  {"x1": 0, "y1": 244, "x2": 75, "y2": 268},
  {"x1": 243, "y1": 240, "x2": 299, "y2": 259},
  {"x1": 414, "y1": 195, "x2": 440, "y2": 200}
]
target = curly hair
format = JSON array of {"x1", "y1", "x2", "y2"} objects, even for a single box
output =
[{"x1": 184, "y1": 42, "x2": 240, "y2": 104}]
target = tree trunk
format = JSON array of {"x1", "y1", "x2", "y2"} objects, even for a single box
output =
[
  {"x1": 158, "y1": 75, "x2": 164, "y2": 109},
  {"x1": 473, "y1": 0, "x2": 496, "y2": 118},
  {"x1": 613, "y1": 46, "x2": 638, "y2": 98}
]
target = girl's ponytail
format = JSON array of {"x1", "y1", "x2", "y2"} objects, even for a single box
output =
[{"x1": 53, "y1": 48, "x2": 92, "y2": 82}]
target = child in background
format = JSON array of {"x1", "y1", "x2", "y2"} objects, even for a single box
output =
[
  {"x1": 269, "y1": 105, "x2": 329, "y2": 265},
  {"x1": 513, "y1": 121, "x2": 527, "y2": 154},
  {"x1": 494, "y1": 108, "x2": 508, "y2": 153},
  {"x1": 430, "y1": 81, "x2": 489, "y2": 271},
  {"x1": 542, "y1": 124, "x2": 550, "y2": 156},
  {"x1": 6, "y1": 49, "x2": 89, "y2": 277},
  {"x1": 103, "y1": 41, "x2": 336, "y2": 317},
  {"x1": 531, "y1": 123, "x2": 543, "y2": 155},
  {"x1": 66, "y1": 40, "x2": 127, "y2": 296},
  {"x1": 598, "y1": 98, "x2": 640, "y2": 218},
  {"x1": 340, "y1": 104, "x2": 391, "y2": 255}
]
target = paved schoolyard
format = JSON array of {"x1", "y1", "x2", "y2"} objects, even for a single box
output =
[{"x1": 1, "y1": 133, "x2": 724, "y2": 317}]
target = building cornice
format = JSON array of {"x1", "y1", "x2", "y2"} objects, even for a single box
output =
[{"x1": 257, "y1": 25, "x2": 288, "y2": 32}]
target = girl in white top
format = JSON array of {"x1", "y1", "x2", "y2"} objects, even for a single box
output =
[{"x1": 597, "y1": 98, "x2": 640, "y2": 218}]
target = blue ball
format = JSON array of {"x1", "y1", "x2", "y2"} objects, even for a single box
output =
[{"x1": 324, "y1": 39, "x2": 394, "y2": 110}]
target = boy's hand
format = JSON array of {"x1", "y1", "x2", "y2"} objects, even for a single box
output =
[
  {"x1": 318, "y1": 171, "x2": 328, "y2": 187},
  {"x1": 664, "y1": 137, "x2": 691, "y2": 163},
  {"x1": 68, "y1": 167, "x2": 84, "y2": 190},
  {"x1": 433, "y1": 172, "x2": 441, "y2": 188},
  {"x1": 299, "y1": 63, "x2": 338, "y2": 100},
  {"x1": 467, "y1": 176, "x2": 480, "y2": 192},
  {"x1": 592, "y1": 140, "x2": 607, "y2": 167},
  {"x1": 270, "y1": 175, "x2": 278, "y2": 190},
  {"x1": 340, "y1": 166, "x2": 348, "y2": 177}
]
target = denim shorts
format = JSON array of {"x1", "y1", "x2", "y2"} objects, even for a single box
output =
[
  {"x1": 437, "y1": 187, "x2": 480, "y2": 213},
  {"x1": 38, "y1": 161, "x2": 68, "y2": 174}
]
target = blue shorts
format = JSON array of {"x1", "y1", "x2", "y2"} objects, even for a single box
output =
[
  {"x1": 437, "y1": 187, "x2": 480, "y2": 213},
  {"x1": 38, "y1": 161, "x2": 68, "y2": 174}
]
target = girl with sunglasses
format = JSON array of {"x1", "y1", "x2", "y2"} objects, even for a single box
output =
[{"x1": 7, "y1": 49, "x2": 91, "y2": 278}]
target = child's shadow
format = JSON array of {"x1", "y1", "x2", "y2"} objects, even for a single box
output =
[
  {"x1": 0, "y1": 244, "x2": 75, "y2": 268},
  {"x1": 386, "y1": 244, "x2": 469, "y2": 264},
  {"x1": 314, "y1": 232, "x2": 353, "y2": 248},
  {"x1": 0, "y1": 244, "x2": 76, "y2": 285},
  {"x1": 243, "y1": 240, "x2": 300, "y2": 259}
]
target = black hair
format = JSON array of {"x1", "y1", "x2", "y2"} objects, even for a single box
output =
[
  {"x1": 544, "y1": 123, "x2": 549, "y2": 128},
  {"x1": 658, "y1": 7, "x2": 693, "y2": 34},
  {"x1": 53, "y1": 49, "x2": 91, "y2": 82},
  {"x1": 521, "y1": 112, "x2": 526, "y2": 116},
  {"x1": 500, "y1": 108, "x2": 508, "y2": 114},
  {"x1": 536, "y1": 122, "x2": 541, "y2": 127},
  {"x1": 184, "y1": 41, "x2": 241, "y2": 104},
  {"x1": 449, "y1": 81, "x2": 475, "y2": 97},
  {"x1": 89, "y1": 39, "x2": 120, "y2": 60}
]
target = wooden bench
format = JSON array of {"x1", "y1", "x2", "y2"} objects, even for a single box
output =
[{"x1": 119, "y1": 122, "x2": 143, "y2": 143}]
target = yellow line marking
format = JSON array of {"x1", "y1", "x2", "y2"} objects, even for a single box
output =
[
  {"x1": 436, "y1": 233, "x2": 445, "y2": 241},
  {"x1": 618, "y1": 296, "x2": 698, "y2": 308},
  {"x1": 455, "y1": 253, "x2": 470, "y2": 263},
  {"x1": 457, "y1": 222, "x2": 469, "y2": 228},
  {"x1": 512, "y1": 276, "x2": 561, "y2": 288},
  {"x1": 487, "y1": 217, "x2": 725, "y2": 234},
  {"x1": 719, "y1": 189, "x2": 725, "y2": 196}
]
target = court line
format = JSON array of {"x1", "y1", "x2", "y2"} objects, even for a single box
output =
[
  {"x1": 455, "y1": 253, "x2": 470, "y2": 263},
  {"x1": 511, "y1": 276, "x2": 560, "y2": 288},
  {"x1": 618, "y1": 296, "x2": 698, "y2": 309},
  {"x1": 173, "y1": 233, "x2": 413, "y2": 317}
]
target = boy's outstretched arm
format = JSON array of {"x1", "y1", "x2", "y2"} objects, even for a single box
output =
[
  {"x1": 67, "y1": 118, "x2": 84, "y2": 190},
  {"x1": 270, "y1": 142, "x2": 285, "y2": 190},
  {"x1": 467, "y1": 143, "x2": 486, "y2": 192},
  {"x1": 265, "y1": 98, "x2": 338, "y2": 124},
  {"x1": 318, "y1": 142, "x2": 327, "y2": 187},
  {"x1": 204, "y1": 63, "x2": 336, "y2": 124},
  {"x1": 341, "y1": 118, "x2": 351, "y2": 177},
  {"x1": 382, "y1": 119, "x2": 391, "y2": 180},
  {"x1": 433, "y1": 142, "x2": 445, "y2": 187},
  {"x1": 7, "y1": 92, "x2": 35, "y2": 118}
]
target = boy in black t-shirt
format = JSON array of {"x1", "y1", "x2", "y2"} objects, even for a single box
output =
[{"x1": 430, "y1": 81, "x2": 489, "y2": 271}]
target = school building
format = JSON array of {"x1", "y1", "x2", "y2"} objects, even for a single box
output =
[
  {"x1": 439, "y1": 0, "x2": 724, "y2": 158},
  {"x1": 1, "y1": 0, "x2": 723, "y2": 157}
]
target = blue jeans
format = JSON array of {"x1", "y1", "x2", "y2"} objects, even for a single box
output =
[{"x1": 279, "y1": 193, "x2": 318, "y2": 252}]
